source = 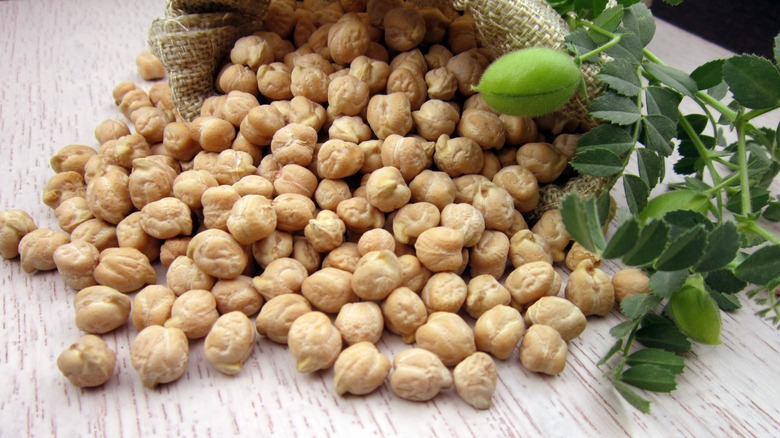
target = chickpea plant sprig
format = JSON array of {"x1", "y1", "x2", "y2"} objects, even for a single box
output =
[{"x1": 477, "y1": 0, "x2": 780, "y2": 413}]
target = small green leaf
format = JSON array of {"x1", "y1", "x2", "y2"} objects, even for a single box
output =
[
  {"x1": 623, "y1": 174, "x2": 650, "y2": 215},
  {"x1": 690, "y1": 59, "x2": 725, "y2": 90},
  {"x1": 598, "y1": 339, "x2": 624, "y2": 365},
  {"x1": 600, "y1": 59, "x2": 642, "y2": 96},
  {"x1": 626, "y1": 349, "x2": 685, "y2": 374},
  {"x1": 621, "y1": 293, "x2": 662, "y2": 320},
  {"x1": 613, "y1": 381, "x2": 652, "y2": 414},
  {"x1": 637, "y1": 189, "x2": 710, "y2": 222},
  {"x1": 734, "y1": 244, "x2": 780, "y2": 285},
  {"x1": 590, "y1": 6, "x2": 625, "y2": 44},
  {"x1": 620, "y1": 364, "x2": 678, "y2": 392},
  {"x1": 654, "y1": 225, "x2": 707, "y2": 271},
  {"x1": 668, "y1": 283, "x2": 722, "y2": 345},
  {"x1": 735, "y1": 216, "x2": 769, "y2": 248},
  {"x1": 576, "y1": 124, "x2": 635, "y2": 157},
  {"x1": 763, "y1": 199, "x2": 780, "y2": 222},
  {"x1": 705, "y1": 269, "x2": 747, "y2": 294},
  {"x1": 622, "y1": 2, "x2": 655, "y2": 47},
  {"x1": 561, "y1": 192, "x2": 607, "y2": 253},
  {"x1": 636, "y1": 318, "x2": 692, "y2": 353},
  {"x1": 596, "y1": 191, "x2": 613, "y2": 227},
  {"x1": 590, "y1": 92, "x2": 643, "y2": 125},
  {"x1": 643, "y1": 63, "x2": 698, "y2": 97},
  {"x1": 565, "y1": 29, "x2": 598, "y2": 59},
  {"x1": 574, "y1": 0, "x2": 609, "y2": 19},
  {"x1": 648, "y1": 270, "x2": 689, "y2": 299},
  {"x1": 606, "y1": 33, "x2": 644, "y2": 65},
  {"x1": 572, "y1": 147, "x2": 625, "y2": 176},
  {"x1": 610, "y1": 320, "x2": 637, "y2": 338},
  {"x1": 708, "y1": 290, "x2": 742, "y2": 312},
  {"x1": 663, "y1": 209, "x2": 713, "y2": 237},
  {"x1": 726, "y1": 187, "x2": 770, "y2": 214},
  {"x1": 723, "y1": 54, "x2": 780, "y2": 109},
  {"x1": 623, "y1": 219, "x2": 669, "y2": 266},
  {"x1": 603, "y1": 216, "x2": 640, "y2": 258},
  {"x1": 645, "y1": 86, "x2": 682, "y2": 120},
  {"x1": 637, "y1": 148, "x2": 664, "y2": 190},
  {"x1": 641, "y1": 115, "x2": 676, "y2": 157},
  {"x1": 694, "y1": 222, "x2": 739, "y2": 272}
]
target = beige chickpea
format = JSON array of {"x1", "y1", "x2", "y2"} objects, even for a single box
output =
[
  {"x1": 334, "y1": 301, "x2": 383, "y2": 345},
  {"x1": 251, "y1": 256, "x2": 307, "y2": 300},
  {"x1": 51, "y1": 145, "x2": 97, "y2": 175},
  {"x1": 0, "y1": 209, "x2": 37, "y2": 259},
  {"x1": 166, "y1": 255, "x2": 215, "y2": 296},
  {"x1": 135, "y1": 50, "x2": 165, "y2": 80},
  {"x1": 386, "y1": 65, "x2": 427, "y2": 111},
  {"x1": 42, "y1": 171, "x2": 85, "y2": 209},
  {"x1": 93, "y1": 247, "x2": 156, "y2": 293},
  {"x1": 316, "y1": 139, "x2": 364, "y2": 180},
  {"x1": 357, "y1": 228, "x2": 395, "y2": 256},
  {"x1": 53, "y1": 240, "x2": 99, "y2": 291},
  {"x1": 211, "y1": 276, "x2": 263, "y2": 316},
  {"x1": 452, "y1": 174, "x2": 489, "y2": 204},
  {"x1": 415, "y1": 312, "x2": 476, "y2": 367},
  {"x1": 447, "y1": 14, "x2": 477, "y2": 53},
  {"x1": 162, "y1": 122, "x2": 198, "y2": 161},
  {"x1": 233, "y1": 175, "x2": 273, "y2": 198},
  {"x1": 440, "y1": 203, "x2": 484, "y2": 248},
  {"x1": 239, "y1": 105, "x2": 285, "y2": 147},
  {"x1": 139, "y1": 197, "x2": 192, "y2": 240},
  {"x1": 130, "y1": 325, "x2": 189, "y2": 388},
  {"x1": 217, "y1": 63, "x2": 259, "y2": 94},
  {"x1": 349, "y1": 56, "x2": 390, "y2": 95},
  {"x1": 551, "y1": 133, "x2": 580, "y2": 160},
  {"x1": 382, "y1": 7, "x2": 424, "y2": 51},
  {"x1": 502, "y1": 114, "x2": 538, "y2": 146},
  {"x1": 128, "y1": 157, "x2": 177, "y2": 210},
  {"x1": 351, "y1": 250, "x2": 403, "y2": 301},
  {"x1": 390, "y1": 347, "x2": 452, "y2": 401},
  {"x1": 271, "y1": 123, "x2": 318, "y2": 166},
  {"x1": 482, "y1": 150, "x2": 501, "y2": 179},
  {"x1": 333, "y1": 341, "x2": 391, "y2": 396},
  {"x1": 55, "y1": 197, "x2": 93, "y2": 234},
  {"x1": 288, "y1": 311, "x2": 343, "y2": 373},
  {"x1": 611, "y1": 268, "x2": 650, "y2": 304},
  {"x1": 366, "y1": 93, "x2": 412, "y2": 139},
  {"x1": 392, "y1": 202, "x2": 439, "y2": 245},
  {"x1": 525, "y1": 296, "x2": 587, "y2": 342},
  {"x1": 445, "y1": 52, "x2": 482, "y2": 97},
  {"x1": 70, "y1": 218, "x2": 118, "y2": 252},
  {"x1": 304, "y1": 209, "x2": 346, "y2": 252},
  {"x1": 102, "y1": 134, "x2": 151, "y2": 169},
  {"x1": 57, "y1": 334, "x2": 116, "y2": 388},
  {"x1": 381, "y1": 287, "x2": 426, "y2": 344},
  {"x1": 119, "y1": 89, "x2": 153, "y2": 121},
  {"x1": 257, "y1": 155, "x2": 282, "y2": 184},
  {"x1": 159, "y1": 237, "x2": 190, "y2": 268},
  {"x1": 509, "y1": 229, "x2": 553, "y2": 268},
  {"x1": 516, "y1": 142, "x2": 568, "y2": 184},
  {"x1": 424, "y1": 67, "x2": 457, "y2": 101},
  {"x1": 256, "y1": 62, "x2": 293, "y2": 100},
  {"x1": 321, "y1": 242, "x2": 361, "y2": 273},
  {"x1": 164, "y1": 289, "x2": 219, "y2": 339},
  {"x1": 112, "y1": 80, "x2": 137, "y2": 105},
  {"x1": 366, "y1": 0, "x2": 401, "y2": 27},
  {"x1": 468, "y1": 230, "x2": 510, "y2": 279},
  {"x1": 230, "y1": 35, "x2": 273, "y2": 70},
  {"x1": 190, "y1": 116, "x2": 236, "y2": 153},
  {"x1": 73, "y1": 285, "x2": 131, "y2": 334},
  {"x1": 492, "y1": 165, "x2": 539, "y2": 212},
  {"x1": 272, "y1": 193, "x2": 317, "y2": 232},
  {"x1": 357, "y1": 139, "x2": 383, "y2": 174},
  {"x1": 263, "y1": 0, "x2": 296, "y2": 37},
  {"x1": 204, "y1": 311, "x2": 256, "y2": 375},
  {"x1": 415, "y1": 226, "x2": 464, "y2": 273},
  {"x1": 408, "y1": 170, "x2": 456, "y2": 211},
  {"x1": 457, "y1": 109, "x2": 505, "y2": 151},
  {"x1": 286, "y1": 96, "x2": 327, "y2": 132},
  {"x1": 421, "y1": 272, "x2": 467, "y2": 314},
  {"x1": 201, "y1": 185, "x2": 240, "y2": 231},
  {"x1": 255, "y1": 294, "x2": 312, "y2": 344},
  {"x1": 220, "y1": 90, "x2": 260, "y2": 128},
  {"x1": 172, "y1": 170, "x2": 217, "y2": 209},
  {"x1": 434, "y1": 135, "x2": 484, "y2": 177},
  {"x1": 336, "y1": 197, "x2": 385, "y2": 233},
  {"x1": 411, "y1": 99, "x2": 458, "y2": 141},
  {"x1": 132, "y1": 285, "x2": 177, "y2": 331},
  {"x1": 132, "y1": 106, "x2": 169, "y2": 144},
  {"x1": 192, "y1": 151, "x2": 219, "y2": 174},
  {"x1": 273, "y1": 164, "x2": 318, "y2": 197},
  {"x1": 505, "y1": 261, "x2": 562, "y2": 307},
  {"x1": 473, "y1": 182, "x2": 515, "y2": 232},
  {"x1": 314, "y1": 179, "x2": 351, "y2": 211},
  {"x1": 380, "y1": 134, "x2": 427, "y2": 181},
  {"x1": 328, "y1": 116, "x2": 373, "y2": 144},
  {"x1": 397, "y1": 254, "x2": 430, "y2": 294},
  {"x1": 187, "y1": 229, "x2": 247, "y2": 279},
  {"x1": 453, "y1": 352, "x2": 497, "y2": 410},
  {"x1": 292, "y1": 236, "x2": 322, "y2": 275},
  {"x1": 326, "y1": 13, "x2": 369, "y2": 65},
  {"x1": 473, "y1": 305, "x2": 525, "y2": 361},
  {"x1": 365, "y1": 166, "x2": 411, "y2": 213},
  {"x1": 86, "y1": 169, "x2": 132, "y2": 225},
  {"x1": 251, "y1": 230, "x2": 294, "y2": 269},
  {"x1": 225, "y1": 194, "x2": 276, "y2": 246},
  {"x1": 290, "y1": 66, "x2": 330, "y2": 103},
  {"x1": 464, "y1": 275, "x2": 511, "y2": 319},
  {"x1": 565, "y1": 241, "x2": 601, "y2": 271},
  {"x1": 18, "y1": 228, "x2": 70, "y2": 273},
  {"x1": 149, "y1": 81, "x2": 172, "y2": 109},
  {"x1": 328, "y1": 74, "x2": 370, "y2": 116},
  {"x1": 531, "y1": 209, "x2": 571, "y2": 263},
  {"x1": 520, "y1": 324, "x2": 568, "y2": 376}
]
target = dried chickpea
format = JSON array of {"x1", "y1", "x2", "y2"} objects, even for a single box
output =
[
  {"x1": 440, "y1": 203, "x2": 484, "y2": 247},
  {"x1": 468, "y1": 230, "x2": 509, "y2": 279},
  {"x1": 391, "y1": 202, "x2": 439, "y2": 245},
  {"x1": 349, "y1": 56, "x2": 390, "y2": 95},
  {"x1": 115, "y1": 212, "x2": 162, "y2": 262},
  {"x1": 130, "y1": 325, "x2": 189, "y2": 388},
  {"x1": 333, "y1": 341, "x2": 391, "y2": 396},
  {"x1": 128, "y1": 157, "x2": 176, "y2": 209},
  {"x1": 255, "y1": 294, "x2": 312, "y2": 344},
  {"x1": 452, "y1": 352, "x2": 497, "y2": 410},
  {"x1": 204, "y1": 311, "x2": 256, "y2": 375},
  {"x1": 508, "y1": 229, "x2": 553, "y2": 268},
  {"x1": 315, "y1": 139, "x2": 364, "y2": 180},
  {"x1": 382, "y1": 7, "x2": 425, "y2": 51},
  {"x1": 336, "y1": 197, "x2": 385, "y2": 233},
  {"x1": 415, "y1": 312, "x2": 476, "y2": 367},
  {"x1": 473, "y1": 305, "x2": 525, "y2": 360},
  {"x1": 396, "y1": 255, "x2": 429, "y2": 294},
  {"x1": 53, "y1": 240, "x2": 99, "y2": 291},
  {"x1": 390, "y1": 347, "x2": 452, "y2": 401},
  {"x1": 334, "y1": 301, "x2": 384, "y2": 345},
  {"x1": 271, "y1": 123, "x2": 318, "y2": 166},
  {"x1": 119, "y1": 89, "x2": 153, "y2": 121},
  {"x1": 492, "y1": 165, "x2": 539, "y2": 212},
  {"x1": 288, "y1": 311, "x2": 343, "y2": 373},
  {"x1": 132, "y1": 285, "x2": 177, "y2": 331},
  {"x1": 233, "y1": 175, "x2": 273, "y2": 198},
  {"x1": 565, "y1": 241, "x2": 601, "y2": 271},
  {"x1": 217, "y1": 63, "x2": 259, "y2": 94},
  {"x1": 365, "y1": 166, "x2": 411, "y2": 213},
  {"x1": 187, "y1": 229, "x2": 248, "y2": 279},
  {"x1": 70, "y1": 218, "x2": 118, "y2": 252},
  {"x1": 531, "y1": 209, "x2": 571, "y2": 263},
  {"x1": 411, "y1": 99, "x2": 458, "y2": 141},
  {"x1": 386, "y1": 65, "x2": 427, "y2": 111},
  {"x1": 93, "y1": 247, "x2": 156, "y2": 293},
  {"x1": 423, "y1": 67, "x2": 457, "y2": 101},
  {"x1": 611, "y1": 268, "x2": 650, "y2": 304},
  {"x1": 452, "y1": 174, "x2": 490, "y2": 204},
  {"x1": 251, "y1": 257, "x2": 307, "y2": 300},
  {"x1": 226, "y1": 194, "x2": 276, "y2": 246},
  {"x1": 520, "y1": 324, "x2": 568, "y2": 376},
  {"x1": 103, "y1": 134, "x2": 151, "y2": 169},
  {"x1": 55, "y1": 196, "x2": 93, "y2": 234},
  {"x1": 457, "y1": 109, "x2": 505, "y2": 150},
  {"x1": 357, "y1": 228, "x2": 395, "y2": 255},
  {"x1": 445, "y1": 52, "x2": 482, "y2": 96},
  {"x1": 18, "y1": 228, "x2": 70, "y2": 273},
  {"x1": 313, "y1": 179, "x2": 350, "y2": 211},
  {"x1": 220, "y1": 90, "x2": 260, "y2": 127},
  {"x1": 328, "y1": 74, "x2": 369, "y2": 116},
  {"x1": 434, "y1": 135, "x2": 484, "y2": 177},
  {"x1": 286, "y1": 96, "x2": 327, "y2": 131},
  {"x1": 292, "y1": 236, "x2": 321, "y2": 275},
  {"x1": 501, "y1": 114, "x2": 538, "y2": 145},
  {"x1": 200, "y1": 95, "x2": 226, "y2": 118},
  {"x1": 408, "y1": 171, "x2": 456, "y2": 212},
  {"x1": 139, "y1": 197, "x2": 192, "y2": 240},
  {"x1": 190, "y1": 116, "x2": 236, "y2": 153},
  {"x1": 172, "y1": 170, "x2": 217, "y2": 209},
  {"x1": 149, "y1": 81, "x2": 172, "y2": 109},
  {"x1": 380, "y1": 134, "x2": 427, "y2": 181},
  {"x1": 201, "y1": 185, "x2": 240, "y2": 231},
  {"x1": 162, "y1": 122, "x2": 199, "y2": 162},
  {"x1": 516, "y1": 142, "x2": 568, "y2": 183},
  {"x1": 159, "y1": 237, "x2": 190, "y2": 268},
  {"x1": 552, "y1": 133, "x2": 580, "y2": 159},
  {"x1": 166, "y1": 255, "x2": 215, "y2": 296},
  {"x1": 328, "y1": 115, "x2": 373, "y2": 144},
  {"x1": 300, "y1": 267, "x2": 355, "y2": 313},
  {"x1": 57, "y1": 334, "x2": 116, "y2": 388},
  {"x1": 379, "y1": 287, "x2": 425, "y2": 344},
  {"x1": 264, "y1": 0, "x2": 296, "y2": 37},
  {"x1": 366, "y1": 93, "x2": 412, "y2": 139},
  {"x1": 418, "y1": 8, "x2": 450, "y2": 45},
  {"x1": 473, "y1": 182, "x2": 515, "y2": 232},
  {"x1": 136, "y1": 50, "x2": 165, "y2": 80},
  {"x1": 86, "y1": 169, "x2": 132, "y2": 224},
  {"x1": 211, "y1": 276, "x2": 263, "y2": 316},
  {"x1": 256, "y1": 62, "x2": 294, "y2": 100},
  {"x1": 421, "y1": 272, "x2": 467, "y2": 314},
  {"x1": 0, "y1": 210, "x2": 37, "y2": 259},
  {"x1": 350, "y1": 250, "x2": 403, "y2": 301},
  {"x1": 321, "y1": 242, "x2": 361, "y2": 273},
  {"x1": 463, "y1": 275, "x2": 510, "y2": 319},
  {"x1": 505, "y1": 261, "x2": 562, "y2": 307},
  {"x1": 415, "y1": 226, "x2": 464, "y2": 273},
  {"x1": 239, "y1": 105, "x2": 285, "y2": 147},
  {"x1": 165, "y1": 289, "x2": 219, "y2": 339},
  {"x1": 251, "y1": 230, "x2": 294, "y2": 269},
  {"x1": 133, "y1": 106, "x2": 169, "y2": 144},
  {"x1": 480, "y1": 151, "x2": 501, "y2": 180},
  {"x1": 112, "y1": 81, "x2": 137, "y2": 105},
  {"x1": 73, "y1": 285, "x2": 131, "y2": 334},
  {"x1": 525, "y1": 296, "x2": 587, "y2": 341},
  {"x1": 51, "y1": 145, "x2": 97, "y2": 175},
  {"x1": 42, "y1": 171, "x2": 85, "y2": 209},
  {"x1": 272, "y1": 164, "x2": 317, "y2": 197},
  {"x1": 230, "y1": 35, "x2": 273, "y2": 70},
  {"x1": 272, "y1": 193, "x2": 317, "y2": 232},
  {"x1": 290, "y1": 66, "x2": 330, "y2": 103}
]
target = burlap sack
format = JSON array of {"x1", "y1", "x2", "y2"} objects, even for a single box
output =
[{"x1": 148, "y1": 0, "x2": 610, "y2": 221}]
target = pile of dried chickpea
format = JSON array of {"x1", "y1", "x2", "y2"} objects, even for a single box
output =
[{"x1": 0, "y1": 0, "x2": 653, "y2": 409}]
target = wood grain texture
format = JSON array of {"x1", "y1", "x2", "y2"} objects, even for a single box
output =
[{"x1": 1, "y1": 1, "x2": 779, "y2": 437}]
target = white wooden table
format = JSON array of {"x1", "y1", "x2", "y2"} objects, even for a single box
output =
[{"x1": 1, "y1": 1, "x2": 779, "y2": 436}]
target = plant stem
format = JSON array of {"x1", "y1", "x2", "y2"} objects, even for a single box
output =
[
  {"x1": 679, "y1": 113, "x2": 724, "y2": 185},
  {"x1": 747, "y1": 222, "x2": 780, "y2": 245},
  {"x1": 736, "y1": 119, "x2": 753, "y2": 215},
  {"x1": 704, "y1": 173, "x2": 741, "y2": 196}
]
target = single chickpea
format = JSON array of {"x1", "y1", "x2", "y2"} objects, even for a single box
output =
[
  {"x1": 164, "y1": 289, "x2": 219, "y2": 339},
  {"x1": 288, "y1": 311, "x2": 343, "y2": 373},
  {"x1": 187, "y1": 229, "x2": 248, "y2": 279},
  {"x1": 398, "y1": 254, "x2": 432, "y2": 294},
  {"x1": 448, "y1": 14, "x2": 477, "y2": 54},
  {"x1": 415, "y1": 226, "x2": 465, "y2": 273},
  {"x1": 611, "y1": 268, "x2": 651, "y2": 304},
  {"x1": 328, "y1": 115, "x2": 373, "y2": 144},
  {"x1": 0, "y1": 209, "x2": 37, "y2": 259},
  {"x1": 445, "y1": 52, "x2": 483, "y2": 97},
  {"x1": 516, "y1": 142, "x2": 568, "y2": 184},
  {"x1": 552, "y1": 133, "x2": 580, "y2": 160},
  {"x1": 86, "y1": 168, "x2": 132, "y2": 224},
  {"x1": 272, "y1": 193, "x2": 317, "y2": 232},
  {"x1": 520, "y1": 324, "x2": 568, "y2": 376},
  {"x1": 132, "y1": 106, "x2": 169, "y2": 144},
  {"x1": 255, "y1": 294, "x2": 312, "y2": 344},
  {"x1": 365, "y1": 166, "x2": 411, "y2": 213},
  {"x1": 251, "y1": 256, "x2": 307, "y2": 300},
  {"x1": 505, "y1": 261, "x2": 562, "y2": 307},
  {"x1": 502, "y1": 114, "x2": 538, "y2": 146},
  {"x1": 53, "y1": 240, "x2": 99, "y2": 291},
  {"x1": 452, "y1": 174, "x2": 489, "y2": 204},
  {"x1": 434, "y1": 135, "x2": 484, "y2": 177},
  {"x1": 525, "y1": 296, "x2": 587, "y2": 341},
  {"x1": 230, "y1": 35, "x2": 274, "y2": 70},
  {"x1": 366, "y1": 93, "x2": 413, "y2": 139},
  {"x1": 286, "y1": 96, "x2": 327, "y2": 131},
  {"x1": 480, "y1": 152, "x2": 501, "y2": 180},
  {"x1": 204, "y1": 311, "x2": 256, "y2": 375},
  {"x1": 51, "y1": 145, "x2": 98, "y2": 175},
  {"x1": 70, "y1": 218, "x2": 118, "y2": 252},
  {"x1": 328, "y1": 74, "x2": 370, "y2": 116},
  {"x1": 333, "y1": 341, "x2": 391, "y2": 396},
  {"x1": 380, "y1": 134, "x2": 427, "y2": 181},
  {"x1": 271, "y1": 123, "x2": 318, "y2": 166},
  {"x1": 421, "y1": 272, "x2": 467, "y2": 314},
  {"x1": 424, "y1": 44, "x2": 453, "y2": 70},
  {"x1": 315, "y1": 139, "x2": 364, "y2": 180},
  {"x1": 217, "y1": 63, "x2": 259, "y2": 94},
  {"x1": 272, "y1": 164, "x2": 317, "y2": 197},
  {"x1": 453, "y1": 352, "x2": 497, "y2": 410},
  {"x1": 386, "y1": 65, "x2": 427, "y2": 111},
  {"x1": 102, "y1": 134, "x2": 151, "y2": 170},
  {"x1": 251, "y1": 230, "x2": 294, "y2": 269},
  {"x1": 201, "y1": 185, "x2": 241, "y2": 231},
  {"x1": 349, "y1": 55, "x2": 391, "y2": 95},
  {"x1": 440, "y1": 203, "x2": 484, "y2": 247},
  {"x1": 468, "y1": 230, "x2": 510, "y2": 279},
  {"x1": 172, "y1": 170, "x2": 218, "y2": 209},
  {"x1": 264, "y1": 0, "x2": 296, "y2": 37},
  {"x1": 415, "y1": 312, "x2": 476, "y2": 367},
  {"x1": 492, "y1": 165, "x2": 540, "y2": 212},
  {"x1": 351, "y1": 250, "x2": 403, "y2": 301},
  {"x1": 226, "y1": 194, "x2": 276, "y2": 246},
  {"x1": 233, "y1": 175, "x2": 273, "y2": 198},
  {"x1": 473, "y1": 305, "x2": 525, "y2": 361},
  {"x1": 424, "y1": 67, "x2": 457, "y2": 101},
  {"x1": 314, "y1": 179, "x2": 351, "y2": 211},
  {"x1": 381, "y1": 287, "x2": 426, "y2": 344},
  {"x1": 130, "y1": 325, "x2": 189, "y2": 388},
  {"x1": 190, "y1": 116, "x2": 236, "y2": 153},
  {"x1": 73, "y1": 285, "x2": 132, "y2": 334},
  {"x1": 18, "y1": 228, "x2": 70, "y2": 273},
  {"x1": 389, "y1": 49, "x2": 427, "y2": 75},
  {"x1": 357, "y1": 139, "x2": 382, "y2": 174},
  {"x1": 357, "y1": 228, "x2": 395, "y2": 255},
  {"x1": 220, "y1": 91, "x2": 260, "y2": 128},
  {"x1": 136, "y1": 50, "x2": 165, "y2": 80},
  {"x1": 457, "y1": 109, "x2": 505, "y2": 151},
  {"x1": 93, "y1": 247, "x2": 156, "y2": 293},
  {"x1": 42, "y1": 171, "x2": 86, "y2": 210},
  {"x1": 290, "y1": 66, "x2": 330, "y2": 103},
  {"x1": 256, "y1": 62, "x2": 294, "y2": 100},
  {"x1": 211, "y1": 276, "x2": 263, "y2": 316},
  {"x1": 132, "y1": 285, "x2": 177, "y2": 330},
  {"x1": 508, "y1": 229, "x2": 553, "y2": 268},
  {"x1": 128, "y1": 157, "x2": 177, "y2": 210},
  {"x1": 159, "y1": 237, "x2": 190, "y2": 268},
  {"x1": 54, "y1": 197, "x2": 92, "y2": 234},
  {"x1": 166, "y1": 255, "x2": 215, "y2": 296},
  {"x1": 119, "y1": 89, "x2": 153, "y2": 121},
  {"x1": 112, "y1": 81, "x2": 137, "y2": 105},
  {"x1": 139, "y1": 197, "x2": 192, "y2": 240},
  {"x1": 200, "y1": 95, "x2": 226, "y2": 118},
  {"x1": 292, "y1": 236, "x2": 322, "y2": 275},
  {"x1": 419, "y1": 8, "x2": 450, "y2": 45},
  {"x1": 383, "y1": 7, "x2": 425, "y2": 51},
  {"x1": 321, "y1": 242, "x2": 361, "y2": 273},
  {"x1": 392, "y1": 202, "x2": 439, "y2": 245},
  {"x1": 565, "y1": 241, "x2": 602, "y2": 271},
  {"x1": 303, "y1": 210, "x2": 346, "y2": 253},
  {"x1": 239, "y1": 105, "x2": 285, "y2": 147},
  {"x1": 57, "y1": 334, "x2": 116, "y2": 388},
  {"x1": 390, "y1": 347, "x2": 452, "y2": 401},
  {"x1": 161, "y1": 122, "x2": 199, "y2": 162},
  {"x1": 149, "y1": 81, "x2": 172, "y2": 108},
  {"x1": 336, "y1": 197, "x2": 385, "y2": 233},
  {"x1": 334, "y1": 301, "x2": 384, "y2": 345},
  {"x1": 472, "y1": 182, "x2": 515, "y2": 232},
  {"x1": 411, "y1": 99, "x2": 459, "y2": 141},
  {"x1": 464, "y1": 275, "x2": 511, "y2": 319},
  {"x1": 531, "y1": 209, "x2": 571, "y2": 263}
]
